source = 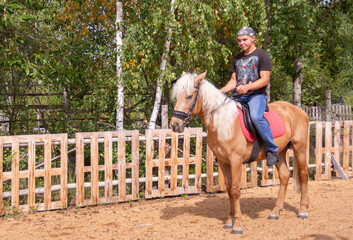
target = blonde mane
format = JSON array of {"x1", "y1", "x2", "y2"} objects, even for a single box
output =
[{"x1": 172, "y1": 73, "x2": 238, "y2": 140}]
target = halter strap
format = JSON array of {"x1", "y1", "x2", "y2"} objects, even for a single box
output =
[{"x1": 171, "y1": 84, "x2": 240, "y2": 126}]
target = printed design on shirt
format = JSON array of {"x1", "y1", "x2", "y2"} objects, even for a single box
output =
[{"x1": 236, "y1": 56, "x2": 259, "y2": 85}]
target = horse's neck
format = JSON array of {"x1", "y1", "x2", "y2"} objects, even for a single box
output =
[{"x1": 198, "y1": 91, "x2": 240, "y2": 142}]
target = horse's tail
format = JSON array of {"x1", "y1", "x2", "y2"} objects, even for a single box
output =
[{"x1": 293, "y1": 155, "x2": 301, "y2": 194}]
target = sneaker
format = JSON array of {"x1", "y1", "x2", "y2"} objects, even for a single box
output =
[{"x1": 266, "y1": 150, "x2": 280, "y2": 166}]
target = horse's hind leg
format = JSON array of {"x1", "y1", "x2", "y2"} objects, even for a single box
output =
[
  {"x1": 292, "y1": 141, "x2": 309, "y2": 218},
  {"x1": 269, "y1": 150, "x2": 291, "y2": 219}
]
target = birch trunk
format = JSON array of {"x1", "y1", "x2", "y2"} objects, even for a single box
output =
[
  {"x1": 115, "y1": 1, "x2": 124, "y2": 130},
  {"x1": 148, "y1": 0, "x2": 175, "y2": 130}
]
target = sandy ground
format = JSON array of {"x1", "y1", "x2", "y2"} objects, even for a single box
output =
[{"x1": 1, "y1": 178, "x2": 352, "y2": 240}]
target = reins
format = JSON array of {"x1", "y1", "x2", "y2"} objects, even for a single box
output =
[{"x1": 171, "y1": 83, "x2": 240, "y2": 127}]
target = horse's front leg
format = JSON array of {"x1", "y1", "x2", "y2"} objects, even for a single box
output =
[{"x1": 219, "y1": 159, "x2": 243, "y2": 234}]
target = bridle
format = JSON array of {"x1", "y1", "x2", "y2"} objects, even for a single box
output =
[
  {"x1": 171, "y1": 83, "x2": 239, "y2": 127},
  {"x1": 171, "y1": 84, "x2": 201, "y2": 126}
]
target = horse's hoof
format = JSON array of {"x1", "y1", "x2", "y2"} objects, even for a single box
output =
[
  {"x1": 268, "y1": 213, "x2": 279, "y2": 220},
  {"x1": 223, "y1": 223, "x2": 233, "y2": 229},
  {"x1": 230, "y1": 228, "x2": 243, "y2": 234},
  {"x1": 298, "y1": 212, "x2": 309, "y2": 219}
]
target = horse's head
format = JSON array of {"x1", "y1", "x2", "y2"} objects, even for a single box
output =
[{"x1": 170, "y1": 71, "x2": 207, "y2": 132}]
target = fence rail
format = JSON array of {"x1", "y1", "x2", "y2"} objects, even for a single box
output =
[
  {"x1": 0, "y1": 121, "x2": 352, "y2": 214},
  {"x1": 304, "y1": 105, "x2": 352, "y2": 121}
]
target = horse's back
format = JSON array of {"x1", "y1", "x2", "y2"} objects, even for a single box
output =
[{"x1": 269, "y1": 101, "x2": 309, "y2": 144}]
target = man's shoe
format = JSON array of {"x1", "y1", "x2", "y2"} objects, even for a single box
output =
[{"x1": 266, "y1": 150, "x2": 280, "y2": 166}]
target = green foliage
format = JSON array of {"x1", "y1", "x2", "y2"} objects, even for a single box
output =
[{"x1": 0, "y1": 0, "x2": 352, "y2": 135}]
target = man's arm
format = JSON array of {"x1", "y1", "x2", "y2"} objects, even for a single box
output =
[
  {"x1": 220, "y1": 72, "x2": 237, "y2": 93},
  {"x1": 236, "y1": 70, "x2": 270, "y2": 94}
]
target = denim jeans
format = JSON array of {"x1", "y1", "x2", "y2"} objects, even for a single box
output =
[{"x1": 233, "y1": 94, "x2": 278, "y2": 152}]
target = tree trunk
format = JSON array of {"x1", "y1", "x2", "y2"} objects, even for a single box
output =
[
  {"x1": 115, "y1": 1, "x2": 124, "y2": 130},
  {"x1": 293, "y1": 56, "x2": 303, "y2": 108},
  {"x1": 292, "y1": 75, "x2": 303, "y2": 108},
  {"x1": 148, "y1": 0, "x2": 175, "y2": 130},
  {"x1": 264, "y1": 0, "x2": 271, "y2": 102}
]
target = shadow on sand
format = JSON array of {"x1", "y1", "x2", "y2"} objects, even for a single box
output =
[{"x1": 160, "y1": 194, "x2": 298, "y2": 223}]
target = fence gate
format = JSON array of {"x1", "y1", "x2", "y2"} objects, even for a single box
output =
[
  {"x1": 145, "y1": 128, "x2": 202, "y2": 198},
  {"x1": 75, "y1": 131, "x2": 139, "y2": 206},
  {"x1": 0, "y1": 134, "x2": 67, "y2": 214}
]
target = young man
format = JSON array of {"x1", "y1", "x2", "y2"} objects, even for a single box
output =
[{"x1": 220, "y1": 26, "x2": 280, "y2": 166}]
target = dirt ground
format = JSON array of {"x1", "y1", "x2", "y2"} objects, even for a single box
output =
[{"x1": 1, "y1": 179, "x2": 352, "y2": 240}]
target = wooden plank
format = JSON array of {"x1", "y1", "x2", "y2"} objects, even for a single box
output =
[
  {"x1": 131, "y1": 131, "x2": 139, "y2": 200},
  {"x1": 118, "y1": 132, "x2": 126, "y2": 201},
  {"x1": 195, "y1": 128, "x2": 202, "y2": 192},
  {"x1": 158, "y1": 131, "x2": 166, "y2": 194},
  {"x1": 44, "y1": 135, "x2": 52, "y2": 210},
  {"x1": 343, "y1": 121, "x2": 349, "y2": 175},
  {"x1": 60, "y1": 134, "x2": 68, "y2": 209},
  {"x1": 206, "y1": 144, "x2": 214, "y2": 192},
  {"x1": 331, "y1": 154, "x2": 348, "y2": 180},
  {"x1": 324, "y1": 122, "x2": 332, "y2": 179},
  {"x1": 75, "y1": 133, "x2": 85, "y2": 206},
  {"x1": 91, "y1": 133, "x2": 99, "y2": 204},
  {"x1": 170, "y1": 131, "x2": 178, "y2": 192},
  {"x1": 333, "y1": 121, "x2": 340, "y2": 176},
  {"x1": 161, "y1": 105, "x2": 169, "y2": 129},
  {"x1": 182, "y1": 129, "x2": 190, "y2": 192},
  {"x1": 12, "y1": 139, "x2": 20, "y2": 211},
  {"x1": 104, "y1": 133, "x2": 113, "y2": 203},
  {"x1": 145, "y1": 130, "x2": 153, "y2": 198},
  {"x1": 315, "y1": 122, "x2": 323, "y2": 180},
  {"x1": 0, "y1": 138, "x2": 3, "y2": 215},
  {"x1": 27, "y1": 136, "x2": 36, "y2": 210}
]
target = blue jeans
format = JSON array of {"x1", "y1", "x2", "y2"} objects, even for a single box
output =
[{"x1": 233, "y1": 94, "x2": 278, "y2": 152}]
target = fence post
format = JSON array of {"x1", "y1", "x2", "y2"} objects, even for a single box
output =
[
  {"x1": 325, "y1": 90, "x2": 331, "y2": 121},
  {"x1": 161, "y1": 105, "x2": 168, "y2": 129}
]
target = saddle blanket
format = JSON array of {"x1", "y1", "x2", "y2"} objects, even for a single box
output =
[{"x1": 237, "y1": 106, "x2": 286, "y2": 142}]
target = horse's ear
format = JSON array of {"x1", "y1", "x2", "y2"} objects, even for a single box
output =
[
  {"x1": 181, "y1": 71, "x2": 187, "y2": 76},
  {"x1": 194, "y1": 71, "x2": 207, "y2": 85}
]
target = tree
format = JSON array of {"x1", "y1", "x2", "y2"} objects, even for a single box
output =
[
  {"x1": 148, "y1": 0, "x2": 175, "y2": 130},
  {"x1": 116, "y1": 1, "x2": 124, "y2": 130}
]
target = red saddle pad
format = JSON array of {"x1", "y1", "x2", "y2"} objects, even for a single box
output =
[{"x1": 237, "y1": 106, "x2": 286, "y2": 142}]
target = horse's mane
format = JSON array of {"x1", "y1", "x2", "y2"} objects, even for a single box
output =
[{"x1": 172, "y1": 73, "x2": 238, "y2": 140}]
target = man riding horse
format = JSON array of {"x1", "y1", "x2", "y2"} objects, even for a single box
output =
[{"x1": 220, "y1": 26, "x2": 280, "y2": 166}]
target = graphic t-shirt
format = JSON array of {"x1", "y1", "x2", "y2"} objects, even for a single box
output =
[{"x1": 229, "y1": 48, "x2": 272, "y2": 96}]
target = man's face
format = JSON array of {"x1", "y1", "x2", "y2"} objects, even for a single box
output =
[{"x1": 237, "y1": 35, "x2": 255, "y2": 51}]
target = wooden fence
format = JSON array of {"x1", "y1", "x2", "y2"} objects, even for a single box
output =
[
  {"x1": 0, "y1": 121, "x2": 352, "y2": 214},
  {"x1": 304, "y1": 105, "x2": 352, "y2": 121}
]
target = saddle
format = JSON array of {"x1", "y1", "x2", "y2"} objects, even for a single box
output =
[{"x1": 236, "y1": 101, "x2": 286, "y2": 164}]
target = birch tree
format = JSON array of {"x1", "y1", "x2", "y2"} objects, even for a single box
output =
[
  {"x1": 115, "y1": 1, "x2": 124, "y2": 130},
  {"x1": 148, "y1": 0, "x2": 175, "y2": 130}
]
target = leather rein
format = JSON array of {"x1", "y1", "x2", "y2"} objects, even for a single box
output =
[{"x1": 171, "y1": 83, "x2": 239, "y2": 127}]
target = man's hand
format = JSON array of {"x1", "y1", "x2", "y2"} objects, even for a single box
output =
[{"x1": 236, "y1": 84, "x2": 250, "y2": 94}]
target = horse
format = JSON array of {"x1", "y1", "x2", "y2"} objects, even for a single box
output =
[{"x1": 170, "y1": 71, "x2": 309, "y2": 234}]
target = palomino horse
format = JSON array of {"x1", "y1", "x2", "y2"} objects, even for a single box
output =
[{"x1": 170, "y1": 72, "x2": 309, "y2": 234}]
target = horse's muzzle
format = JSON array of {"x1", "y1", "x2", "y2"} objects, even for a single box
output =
[{"x1": 170, "y1": 118, "x2": 184, "y2": 133}]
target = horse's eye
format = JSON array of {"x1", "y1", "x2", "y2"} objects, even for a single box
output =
[{"x1": 187, "y1": 95, "x2": 193, "y2": 99}]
